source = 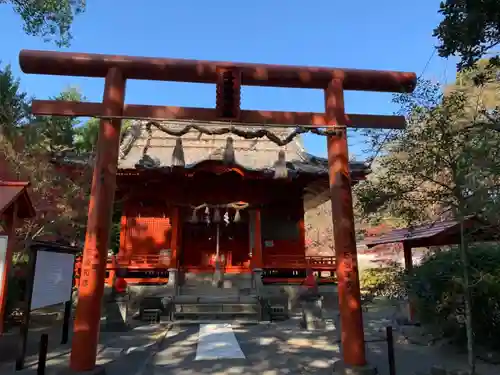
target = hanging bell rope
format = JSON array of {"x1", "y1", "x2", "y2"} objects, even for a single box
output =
[
  {"x1": 204, "y1": 206, "x2": 211, "y2": 224},
  {"x1": 213, "y1": 208, "x2": 221, "y2": 223}
]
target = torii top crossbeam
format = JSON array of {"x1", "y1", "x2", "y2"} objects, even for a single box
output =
[{"x1": 20, "y1": 49, "x2": 416, "y2": 92}]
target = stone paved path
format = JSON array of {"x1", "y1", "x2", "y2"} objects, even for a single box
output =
[
  {"x1": 8, "y1": 305, "x2": 500, "y2": 374},
  {"x1": 114, "y1": 315, "x2": 500, "y2": 375}
]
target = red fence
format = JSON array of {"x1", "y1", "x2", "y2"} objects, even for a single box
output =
[{"x1": 74, "y1": 254, "x2": 337, "y2": 286}]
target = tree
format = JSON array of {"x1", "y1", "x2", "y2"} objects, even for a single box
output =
[
  {"x1": 1, "y1": 136, "x2": 91, "y2": 244},
  {"x1": 0, "y1": 63, "x2": 30, "y2": 142},
  {"x1": 356, "y1": 75, "x2": 500, "y2": 224},
  {"x1": 434, "y1": 0, "x2": 500, "y2": 70},
  {"x1": 1, "y1": 0, "x2": 86, "y2": 47},
  {"x1": 74, "y1": 117, "x2": 133, "y2": 153},
  {"x1": 31, "y1": 87, "x2": 84, "y2": 152},
  {"x1": 0, "y1": 67, "x2": 91, "y2": 244},
  {"x1": 74, "y1": 117, "x2": 99, "y2": 152},
  {"x1": 355, "y1": 73, "x2": 500, "y2": 374}
]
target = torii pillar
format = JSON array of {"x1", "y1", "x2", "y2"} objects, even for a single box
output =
[
  {"x1": 326, "y1": 79, "x2": 369, "y2": 372},
  {"x1": 69, "y1": 68, "x2": 126, "y2": 371}
]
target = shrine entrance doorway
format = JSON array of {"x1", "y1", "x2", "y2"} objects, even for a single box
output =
[{"x1": 180, "y1": 210, "x2": 250, "y2": 273}]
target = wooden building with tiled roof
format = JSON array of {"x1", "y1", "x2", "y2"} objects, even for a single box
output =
[{"x1": 57, "y1": 120, "x2": 369, "y2": 285}]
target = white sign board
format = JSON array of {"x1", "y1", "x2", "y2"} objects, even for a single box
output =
[
  {"x1": 31, "y1": 250, "x2": 74, "y2": 310},
  {"x1": 0, "y1": 236, "x2": 7, "y2": 299}
]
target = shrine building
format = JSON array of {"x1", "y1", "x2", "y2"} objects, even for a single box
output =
[{"x1": 65, "y1": 120, "x2": 368, "y2": 319}]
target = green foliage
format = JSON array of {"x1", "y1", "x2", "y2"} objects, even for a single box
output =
[
  {"x1": 355, "y1": 77, "x2": 500, "y2": 226},
  {"x1": 1, "y1": 0, "x2": 86, "y2": 47},
  {"x1": 0, "y1": 68, "x2": 92, "y2": 243},
  {"x1": 434, "y1": 0, "x2": 500, "y2": 70},
  {"x1": 359, "y1": 263, "x2": 406, "y2": 300},
  {"x1": 0, "y1": 64, "x2": 30, "y2": 141},
  {"x1": 32, "y1": 87, "x2": 84, "y2": 152},
  {"x1": 358, "y1": 68, "x2": 500, "y2": 372},
  {"x1": 74, "y1": 118, "x2": 133, "y2": 153},
  {"x1": 74, "y1": 117, "x2": 99, "y2": 152},
  {"x1": 409, "y1": 244, "x2": 500, "y2": 348}
]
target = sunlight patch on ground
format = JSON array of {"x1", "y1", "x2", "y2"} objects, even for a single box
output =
[
  {"x1": 258, "y1": 337, "x2": 277, "y2": 345},
  {"x1": 286, "y1": 337, "x2": 340, "y2": 351}
]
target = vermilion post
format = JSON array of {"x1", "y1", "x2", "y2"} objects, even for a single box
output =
[
  {"x1": 170, "y1": 207, "x2": 180, "y2": 267},
  {"x1": 70, "y1": 67, "x2": 126, "y2": 372},
  {"x1": 325, "y1": 79, "x2": 366, "y2": 367},
  {"x1": 0, "y1": 203, "x2": 17, "y2": 334}
]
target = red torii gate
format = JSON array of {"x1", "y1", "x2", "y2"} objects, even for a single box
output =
[{"x1": 19, "y1": 49, "x2": 416, "y2": 372}]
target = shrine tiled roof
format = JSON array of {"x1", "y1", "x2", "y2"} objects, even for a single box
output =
[
  {"x1": 363, "y1": 216, "x2": 497, "y2": 248},
  {"x1": 50, "y1": 120, "x2": 370, "y2": 210},
  {"x1": 0, "y1": 181, "x2": 35, "y2": 219},
  {"x1": 116, "y1": 120, "x2": 369, "y2": 178},
  {"x1": 363, "y1": 220, "x2": 460, "y2": 247}
]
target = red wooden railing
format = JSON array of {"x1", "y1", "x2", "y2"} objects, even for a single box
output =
[
  {"x1": 263, "y1": 254, "x2": 336, "y2": 270},
  {"x1": 114, "y1": 254, "x2": 171, "y2": 268},
  {"x1": 262, "y1": 255, "x2": 336, "y2": 284},
  {"x1": 74, "y1": 254, "x2": 337, "y2": 286}
]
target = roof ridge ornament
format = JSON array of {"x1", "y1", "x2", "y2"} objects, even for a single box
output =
[
  {"x1": 223, "y1": 136, "x2": 235, "y2": 165},
  {"x1": 273, "y1": 150, "x2": 288, "y2": 179},
  {"x1": 171, "y1": 137, "x2": 185, "y2": 167}
]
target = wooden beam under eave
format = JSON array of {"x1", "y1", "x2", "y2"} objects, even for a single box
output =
[{"x1": 31, "y1": 100, "x2": 407, "y2": 129}]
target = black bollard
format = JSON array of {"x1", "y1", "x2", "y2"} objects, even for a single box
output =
[
  {"x1": 61, "y1": 300, "x2": 72, "y2": 345},
  {"x1": 37, "y1": 333, "x2": 48, "y2": 375},
  {"x1": 386, "y1": 326, "x2": 396, "y2": 375}
]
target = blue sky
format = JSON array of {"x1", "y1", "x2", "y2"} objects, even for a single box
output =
[{"x1": 0, "y1": 0, "x2": 457, "y2": 159}]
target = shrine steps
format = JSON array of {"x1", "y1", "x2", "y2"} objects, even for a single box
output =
[
  {"x1": 171, "y1": 272, "x2": 260, "y2": 322},
  {"x1": 171, "y1": 294, "x2": 261, "y2": 323},
  {"x1": 181, "y1": 271, "x2": 253, "y2": 291}
]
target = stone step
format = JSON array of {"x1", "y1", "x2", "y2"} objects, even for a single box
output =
[
  {"x1": 171, "y1": 319, "x2": 259, "y2": 325},
  {"x1": 173, "y1": 312, "x2": 260, "y2": 322},
  {"x1": 172, "y1": 305, "x2": 260, "y2": 322},
  {"x1": 182, "y1": 283, "x2": 252, "y2": 291},
  {"x1": 182, "y1": 272, "x2": 215, "y2": 282},
  {"x1": 174, "y1": 295, "x2": 258, "y2": 304},
  {"x1": 180, "y1": 287, "x2": 240, "y2": 296},
  {"x1": 175, "y1": 303, "x2": 259, "y2": 314},
  {"x1": 171, "y1": 294, "x2": 261, "y2": 322}
]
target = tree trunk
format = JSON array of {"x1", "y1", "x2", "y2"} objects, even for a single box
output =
[{"x1": 459, "y1": 218, "x2": 476, "y2": 375}]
